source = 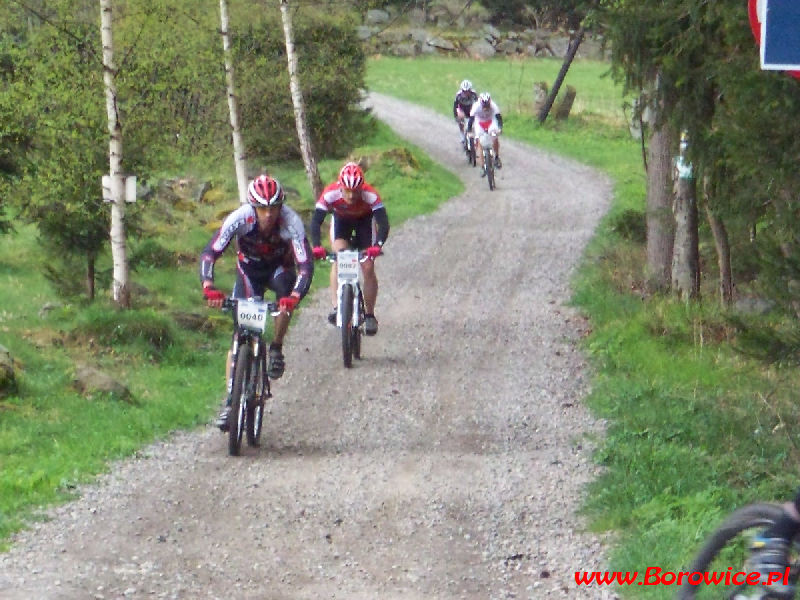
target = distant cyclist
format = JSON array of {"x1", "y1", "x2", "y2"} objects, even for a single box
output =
[
  {"x1": 453, "y1": 79, "x2": 478, "y2": 148},
  {"x1": 309, "y1": 162, "x2": 389, "y2": 336},
  {"x1": 199, "y1": 174, "x2": 314, "y2": 429},
  {"x1": 468, "y1": 91, "x2": 504, "y2": 176}
]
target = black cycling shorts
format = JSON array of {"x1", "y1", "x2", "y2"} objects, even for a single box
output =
[
  {"x1": 332, "y1": 215, "x2": 375, "y2": 250},
  {"x1": 233, "y1": 262, "x2": 296, "y2": 300}
]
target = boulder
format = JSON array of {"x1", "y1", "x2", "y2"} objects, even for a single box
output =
[{"x1": 73, "y1": 364, "x2": 134, "y2": 403}]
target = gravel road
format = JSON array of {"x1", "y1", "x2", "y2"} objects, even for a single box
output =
[{"x1": 0, "y1": 93, "x2": 616, "y2": 599}]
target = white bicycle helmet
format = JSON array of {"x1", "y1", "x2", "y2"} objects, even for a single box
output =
[
  {"x1": 479, "y1": 91, "x2": 491, "y2": 105},
  {"x1": 460, "y1": 79, "x2": 473, "y2": 92}
]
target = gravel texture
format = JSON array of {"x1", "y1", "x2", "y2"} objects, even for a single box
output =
[{"x1": 0, "y1": 93, "x2": 617, "y2": 599}]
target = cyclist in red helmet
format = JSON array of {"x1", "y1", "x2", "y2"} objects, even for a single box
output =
[
  {"x1": 199, "y1": 174, "x2": 314, "y2": 430},
  {"x1": 310, "y1": 161, "x2": 389, "y2": 336}
]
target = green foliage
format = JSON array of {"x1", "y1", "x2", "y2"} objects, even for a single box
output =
[
  {"x1": 232, "y1": 7, "x2": 368, "y2": 161},
  {"x1": 1, "y1": 0, "x2": 370, "y2": 301}
]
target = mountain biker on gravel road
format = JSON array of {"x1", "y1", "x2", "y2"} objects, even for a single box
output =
[
  {"x1": 199, "y1": 174, "x2": 314, "y2": 429},
  {"x1": 309, "y1": 162, "x2": 389, "y2": 336},
  {"x1": 453, "y1": 79, "x2": 478, "y2": 148},
  {"x1": 468, "y1": 91, "x2": 503, "y2": 177}
]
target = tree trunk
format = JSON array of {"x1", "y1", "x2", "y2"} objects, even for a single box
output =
[
  {"x1": 87, "y1": 254, "x2": 96, "y2": 301},
  {"x1": 644, "y1": 109, "x2": 675, "y2": 293},
  {"x1": 537, "y1": 27, "x2": 584, "y2": 123},
  {"x1": 703, "y1": 177, "x2": 733, "y2": 306},
  {"x1": 219, "y1": 0, "x2": 248, "y2": 203},
  {"x1": 101, "y1": 0, "x2": 130, "y2": 308},
  {"x1": 671, "y1": 144, "x2": 699, "y2": 300},
  {"x1": 279, "y1": 0, "x2": 323, "y2": 200}
]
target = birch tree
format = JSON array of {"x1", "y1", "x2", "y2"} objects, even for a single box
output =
[
  {"x1": 279, "y1": 0, "x2": 322, "y2": 199},
  {"x1": 101, "y1": 0, "x2": 130, "y2": 308},
  {"x1": 219, "y1": 0, "x2": 248, "y2": 203}
]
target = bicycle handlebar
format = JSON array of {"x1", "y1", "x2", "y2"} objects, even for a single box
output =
[
  {"x1": 319, "y1": 250, "x2": 384, "y2": 263},
  {"x1": 222, "y1": 297, "x2": 280, "y2": 315}
]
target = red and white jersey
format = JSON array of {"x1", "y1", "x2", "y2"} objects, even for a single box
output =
[
  {"x1": 316, "y1": 182, "x2": 383, "y2": 221},
  {"x1": 470, "y1": 99, "x2": 501, "y2": 122}
]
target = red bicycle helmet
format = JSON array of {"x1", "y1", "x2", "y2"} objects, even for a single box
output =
[
  {"x1": 247, "y1": 174, "x2": 284, "y2": 207},
  {"x1": 338, "y1": 162, "x2": 364, "y2": 190}
]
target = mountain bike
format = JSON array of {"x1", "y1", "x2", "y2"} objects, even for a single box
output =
[
  {"x1": 676, "y1": 502, "x2": 800, "y2": 599},
  {"x1": 477, "y1": 128, "x2": 498, "y2": 191},
  {"x1": 325, "y1": 249, "x2": 377, "y2": 368},
  {"x1": 221, "y1": 297, "x2": 278, "y2": 456}
]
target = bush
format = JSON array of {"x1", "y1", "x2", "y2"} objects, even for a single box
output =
[{"x1": 233, "y1": 8, "x2": 369, "y2": 161}]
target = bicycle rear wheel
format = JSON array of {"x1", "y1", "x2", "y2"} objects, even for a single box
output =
[
  {"x1": 246, "y1": 350, "x2": 266, "y2": 447},
  {"x1": 341, "y1": 284, "x2": 354, "y2": 368},
  {"x1": 676, "y1": 503, "x2": 797, "y2": 599},
  {"x1": 228, "y1": 342, "x2": 252, "y2": 456}
]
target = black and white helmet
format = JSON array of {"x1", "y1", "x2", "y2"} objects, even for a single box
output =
[{"x1": 479, "y1": 91, "x2": 491, "y2": 105}]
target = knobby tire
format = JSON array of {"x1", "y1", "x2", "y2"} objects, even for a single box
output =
[
  {"x1": 353, "y1": 289, "x2": 363, "y2": 360},
  {"x1": 675, "y1": 503, "x2": 796, "y2": 599},
  {"x1": 245, "y1": 350, "x2": 266, "y2": 447},
  {"x1": 341, "y1": 284, "x2": 354, "y2": 368},
  {"x1": 228, "y1": 342, "x2": 252, "y2": 456},
  {"x1": 485, "y1": 148, "x2": 495, "y2": 191}
]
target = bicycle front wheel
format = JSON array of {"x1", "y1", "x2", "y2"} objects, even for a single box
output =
[
  {"x1": 246, "y1": 349, "x2": 265, "y2": 447},
  {"x1": 341, "y1": 284, "x2": 354, "y2": 368},
  {"x1": 353, "y1": 289, "x2": 363, "y2": 360},
  {"x1": 486, "y1": 150, "x2": 495, "y2": 191},
  {"x1": 228, "y1": 342, "x2": 252, "y2": 456},
  {"x1": 676, "y1": 503, "x2": 795, "y2": 599}
]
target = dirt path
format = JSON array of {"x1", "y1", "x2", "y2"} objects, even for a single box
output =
[{"x1": 0, "y1": 93, "x2": 615, "y2": 599}]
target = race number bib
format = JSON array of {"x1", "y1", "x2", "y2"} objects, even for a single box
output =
[
  {"x1": 337, "y1": 250, "x2": 360, "y2": 281},
  {"x1": 237, "y1": 299, "x2": 268, "y2": 332}
]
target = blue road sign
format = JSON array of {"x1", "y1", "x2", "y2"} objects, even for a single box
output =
[{"x1": 762, "y1": 0, "x2": 800, "y2": 70}]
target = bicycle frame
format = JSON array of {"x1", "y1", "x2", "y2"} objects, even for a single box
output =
[{"x1": 223, "y1": 297, "x2": 277, "y2": 454}]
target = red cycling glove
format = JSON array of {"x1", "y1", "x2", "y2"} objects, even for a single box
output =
[
  {"x1": 312, "y1": 246, "x2": 327, "y2": 260},
  {"x1": 279, "y1": 295, "x2": 299, "y2": 312},
  {"x1": 203, "y1": 286, "x2": 225, "y2": 302},
  {"x1": 365, "y1": 245, "x2": 382, "y2": 259}
]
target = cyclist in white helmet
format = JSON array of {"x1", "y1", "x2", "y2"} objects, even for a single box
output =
[
  {"x1": 468, "y1": 91, "x2": 504, "y2": 176},
  {"x1": 453, "y1": 79, "x2": 479, "y2": 148}
]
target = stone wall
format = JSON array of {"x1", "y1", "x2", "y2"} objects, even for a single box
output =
[{"x1": 357, "y1": 6, "x2": 606, "y2": 61}]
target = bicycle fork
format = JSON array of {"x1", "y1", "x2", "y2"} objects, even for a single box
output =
[{"x1": 336, "y1": 281, "x2": 361, "y2": 328}]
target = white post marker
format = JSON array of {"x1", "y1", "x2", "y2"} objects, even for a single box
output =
[{"x1": 102, "y1": 174, "x2": 137, "y2": 203}]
